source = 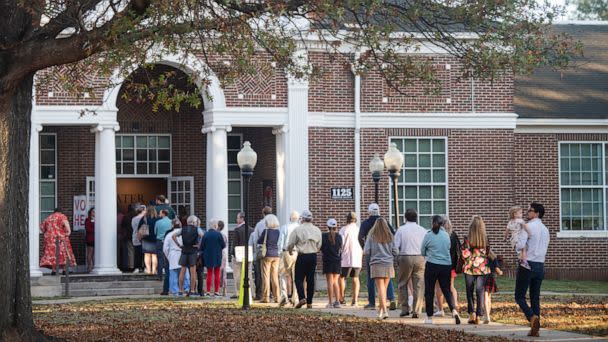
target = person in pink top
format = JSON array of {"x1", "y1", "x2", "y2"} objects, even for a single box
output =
[{"x1": 338, "y1": 212, "x2": 363, "y2": 306}]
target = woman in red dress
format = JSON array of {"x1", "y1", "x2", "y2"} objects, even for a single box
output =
[{"x1": 40, "y1": 208, "x2": 77, "y2": 273}]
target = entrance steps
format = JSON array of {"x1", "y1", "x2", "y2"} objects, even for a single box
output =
[{"x1": 61, "y1": 274, "x2": 162, "y2": 297}]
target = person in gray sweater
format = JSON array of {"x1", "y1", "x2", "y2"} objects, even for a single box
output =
[{"x1": 364, "y1": 217, "x2": 398, "y2": 319}]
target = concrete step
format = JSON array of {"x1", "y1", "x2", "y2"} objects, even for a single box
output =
[
  {"x1": 31, "y1": 276, "x2": 61, "y2": 286},
  {"x1": 66, "y1": 287, "x2": 160, "y2": 297},
  {"x1": 62, "y1": 280, "x2": 162, "y2": 290},
  {"x1": 61, "y1": 274, "x2": 160, "y2": 283}
]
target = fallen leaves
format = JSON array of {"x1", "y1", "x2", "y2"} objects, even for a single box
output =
[{"x1": 34, "y1": 299, "x2": 512, "y2": 342}]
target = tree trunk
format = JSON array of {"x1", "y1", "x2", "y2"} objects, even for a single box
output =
[{"x1": 0, "y1": 75, "x2": 47, "y2": 341}]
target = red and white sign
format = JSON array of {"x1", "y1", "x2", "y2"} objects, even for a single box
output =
[{"x1": 73, "y1": 195, "x2": 87, "y2": 231}]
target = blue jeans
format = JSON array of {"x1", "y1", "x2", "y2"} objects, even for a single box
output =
[
  {"x1": 156, "y1": 241, "x2": 169, "y2": 293},
  {"x1": 515, "y1": 261, "x2": 544, "y2": 320},
  {"x1": 169, "y1": 268, "x2": 190, "y2": 294},
  {"x1": 366, "y1": 257, "x2": 395, "y2": 306},
  {"x1": 465, "y1": 274, "x2": 486, "y2": 316}
]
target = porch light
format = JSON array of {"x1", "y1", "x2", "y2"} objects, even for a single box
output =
[
  {"x1": 384, "y1": 142, "x2": 404, "y2": 173},
  {"x1": 237, "y1": 141, "x2": 257, "y2": 173}
]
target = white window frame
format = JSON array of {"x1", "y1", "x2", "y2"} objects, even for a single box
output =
[
  {"x1": 168, "y1": 176, "x2": 195, "y2": 217},
  {"x1": 86, "y1": 176, "x2": 95, "y2": 211},
  {"x1": 388, "y1": 136, "x2": 449, "y2": 228},
  {"x1": 116, "y1": 133, "x2": 172, "y2": 178},
  {"x1": 557, "y1": 141, "x2": 608, "y2": 238},
  {"x1": 227, "y1": 133, "x2": 244, "y2": 230},
  {"x1": 39, "y1": 133, "x2": 57, "y2": 222}
]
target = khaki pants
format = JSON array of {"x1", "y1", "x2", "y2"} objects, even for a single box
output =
[
  {"x1": 279, "y1": 251, "x2": 298, "y2": 303},
  {"x1": 397, "y1": 255, "x2": 426, "y2": 314},
  {"x1": 262, "y1": 256, "x2": 280, "y2": 302}
]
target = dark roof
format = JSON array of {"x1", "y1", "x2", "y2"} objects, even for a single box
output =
[{"x1": 514, "y1": 24, "x2": 608, "y2": 119}]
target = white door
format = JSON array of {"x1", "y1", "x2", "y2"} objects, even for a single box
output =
[
  {"x1": 86, "y1": 176, "x2": 95, "y2": 210},
  {"x1": 168, "y1": 176, "x2": 194, "y2": 218}
]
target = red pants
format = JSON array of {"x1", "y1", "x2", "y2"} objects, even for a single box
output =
[{"x1": 206, "y1": 267, "x2": 221, "y2": 293}]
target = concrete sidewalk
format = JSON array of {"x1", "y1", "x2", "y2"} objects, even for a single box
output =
[{"x1": 32, "y1": 295, "x2": 607, "y2": 342}]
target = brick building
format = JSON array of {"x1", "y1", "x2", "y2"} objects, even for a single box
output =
[{"x1": 28, "y1": 23, "x2": 607, "y2": 280}]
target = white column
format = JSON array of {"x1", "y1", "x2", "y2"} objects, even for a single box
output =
[
  {"x1": 273, "y1": 126, "x2": 289, "y2": 224},
  {"x1": 29, "y1": 124, "x2": 43, "y2": 277},
  {"x1": 92, "y1": 124, "x2": 121, "y2": 275},
  {"x1": 286, "y1": 77, "x2": 310, "y2": 214},
  {"x1": 203, "y1": 125, "x2": 230, "y2": 233}
]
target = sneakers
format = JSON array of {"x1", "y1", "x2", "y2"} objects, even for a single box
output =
[
  {"x1": 389, "y1": 301, "x2": 397, "y2": 311},
  {"x1": 160, "y1": 292, "x2": 169, "y2": 296},
  {"x1": 399, "y1": 310, "x2": 410, "y2": 317},
  {"x1": 468, "y1": 313, "x2": 477, "y2": 324},
  {"x1": 433, "y1": 310, "x2": 445, "y2": 317},
  {"x1": 364, "y1": 303, "x2": 375, "y2": 310},
  {"x1": 529, "y1": 315, "x2": 540, "y2": 337},
  {"x1": 325, "y1": 303, "x2": 334, "y2": 309},
  {"x1": 519, "y1": 259, "x2": 531, "y2": 270},
  {"x1": 295, "y1": 299, "x2": 306, "y2": 309},
  {"x1": 279, "y1": 298, "x2": 287, "y2": 307},
  {"x1": 483, "y1": 315, "x2": 491, "y2": 324},
  {"x1": 377, "y1": 310, "x2": 388, "y2": 320},
  {"x1": 306, "y1": 304, "x2": 313, "y2": 309},
  {"x1": 333, "y1": 301, "x2": 341, "y2": 309},
  {"x1": 453, "y1": 310, "x2": 461, "y2": 325},
  {"x1": 424, "y1": 318, "x2": 433, "y2": 324}
]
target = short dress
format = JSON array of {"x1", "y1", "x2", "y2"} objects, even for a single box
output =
[{"x1": 321, "y1": 233, "x2": 342, "y2": 274}]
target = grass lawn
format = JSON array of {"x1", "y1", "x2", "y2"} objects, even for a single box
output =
[
  {"x1": 339, "y1": 269, "x2": 608, "y2": 337},
  {"x1": 33, "y1": 299, "x2": 513, "y2": 342}
]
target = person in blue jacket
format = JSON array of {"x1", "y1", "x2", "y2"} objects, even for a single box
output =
[{"x1": 199, "y1": 219, "x2": 226, "y2": 296}]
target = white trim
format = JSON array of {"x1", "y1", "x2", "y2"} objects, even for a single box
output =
[
  {"x1": 33, "y1": 105, "x2": 118, "y2": 126},
  {"x1": 115, "y1": 133, "x2": 172, "y2": 177},
  {"x1": 309, "y1": 112, "x2": 518, "y2": 129},
  {"x1": 556, "y1": 231, "x2": 608, "y2": 238},
  {"x1": 203, "y1": 107, "x2": 288, "y2": 129},
  {"x1": 516, "y1": 118, "x2": 608, "y2": 133},
  {"x1": 39, "y1": 133, "x2": 57, "y2": 221},
  {"x1": 168, "y1": 176, "x2": 195, "y2": 216}
]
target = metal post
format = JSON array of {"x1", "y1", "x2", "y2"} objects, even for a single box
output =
[
  {"x1": 54, "y1": 237, "x2": 60, "y2": 276},
  {"x1": 372, "y1": 171, "x2": 381, "y2": 204},
  {"x1": 242, "y1": 171, "x2": 252, "y2": 310},
  {"x1": 390, "y1": 170, "x2": 401, "y2": 229},
  {"x1": 64, "y1": 240, "x2": 70, "y2": 297}
]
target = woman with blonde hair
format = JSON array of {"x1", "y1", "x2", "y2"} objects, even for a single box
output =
[
  {"x1": 257, "y1": 214, "x2": 282, "y2": 303},
  {"x1": 364, "y1": 218, "x2": 398, "y2": 319},
  {"x1": 461, "y1": 215, "x2": 491, "y2": 324}
]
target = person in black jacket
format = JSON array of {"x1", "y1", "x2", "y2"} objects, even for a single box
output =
[
  {"x1": 359, "y1": 203, "x2": 397, "y2": 311},
  {"x1": 434, "y1": 215, "x2": 461, "y2": 316},
  {"x1": 321, "y1": 218, "x2": 343, "y2": 308},
  {"x1": 230, "y1": 212, "x2": 254, "y2": 298},
  {"x1": 173, "y1": 215, "x2": 204, "y2": 296}
]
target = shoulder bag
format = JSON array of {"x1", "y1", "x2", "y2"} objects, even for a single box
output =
[
  {"x1": 138, "y1": 217, "x2": 150, "y2": 240},
  {"x1": 257, "y1": 229, "x2": 268, "y2": 260}
]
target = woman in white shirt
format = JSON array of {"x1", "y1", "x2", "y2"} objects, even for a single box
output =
[{"x1": 338, "y1": 212, "x2": 363, "y2": 306}]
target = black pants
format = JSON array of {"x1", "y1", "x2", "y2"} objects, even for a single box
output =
[
  {"x1": 465, "y1": 274, "x2": 486, "y2": 316},
  {"x1": 424, "y1": 262, "x2": 455, "y2": 317},
  {"x1": 295, "y1": 253, "x2": 317, "y2": 304},
  {"x1": 515, "y1": 261, "x2": 544, "y2": 320},
  {"x1": 197, "y1": 265, "x2": 205, "y2": 294},
  {"x1": 253, "y1": 260, "x2": 262, "y2": 298},
  {"x1": 134, "y1": 245, "x2": 143, "y2": 270}
]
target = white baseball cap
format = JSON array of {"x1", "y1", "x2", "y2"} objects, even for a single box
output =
[
  {"x1": 327, "y1": 218, "x2": 337, "y2": 228},
  {"x1": 368, "y1": 203, "x2": 380, "y2": 213}
]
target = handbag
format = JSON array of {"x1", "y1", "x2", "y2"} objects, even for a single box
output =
[
  {"x1": 256, "y1": 229, "x2": 268, "y2": 260},
  {"x1": 455, "y1": 237, "x2": 467, "y2": 274},
  {"x1": 138, "y1": 217, "x2": 150, "y2": 240}
]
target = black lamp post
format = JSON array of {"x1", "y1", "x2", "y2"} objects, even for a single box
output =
[
  {"x1": 384, "y1": 143, "x2": 404, "y2": 229},
  {"x1": 369, "y1": 153, "x2": 384, "y2": 204},
  {"x1": 237, "y1": 141, "x2": 257, "y2": 310}
]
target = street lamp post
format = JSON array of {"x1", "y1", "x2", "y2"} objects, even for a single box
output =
[
  {"x1": 369, "y1": 153, "x2": 384, "y2": 204},
  {"x1": 384, "y1": 143, "x2": 404, "y2": 229},
  {"x1": 237, "y1": 141, "x2": 257, "y2": 310}
]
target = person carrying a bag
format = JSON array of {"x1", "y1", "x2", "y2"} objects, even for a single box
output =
[{"x1": 257, "y1": 214, "x2": 282, "y2": 303}]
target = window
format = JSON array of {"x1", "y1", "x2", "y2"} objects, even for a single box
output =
[
  {"x1": 390, "y1": 137, "x2": 448, "y2": 229},
  {"x1": 169, "y1": 177, "x2": 194, "y2": 217},
  {"x1": 116, "y1": 134, "x2": 171, "y2": 176},
  {"x1": 227, "y1": 134, "x2": 243, "y2": 227},
  {"x1": 559, "y1": 143, "x2": 607, "y2": 232},
  {"x1": 40, "y1": 133, "x2": 56, "y2": 221}
]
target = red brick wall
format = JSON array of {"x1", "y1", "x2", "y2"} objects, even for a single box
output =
[
  {"x1": 308, "y1": 53, "x2": 355, "y2": 112},
  {"x1": 35, "y1": 66, "x2": 107, "y2": 106},
  {"x1": 514, "y1": 132, "x2": 608, "y2": 277}
]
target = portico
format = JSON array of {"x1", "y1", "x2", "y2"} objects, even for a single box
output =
[{"x1": 29, "y1": 57, "x2": 311, "y2": 276}]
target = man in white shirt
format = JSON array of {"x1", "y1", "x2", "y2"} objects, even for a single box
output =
[
  {"x1": 278, "y1": 211, "x2": 300, "y2": 306},
  {"x1": 515, "y1": 202, "x2": 550, "y2": 337},
  {"x1": 394, "y1": 208, "x2": 428, "y2": 318}
]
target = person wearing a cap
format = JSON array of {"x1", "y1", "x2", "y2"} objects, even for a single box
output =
[
  {"x1": 358, "y1": 203, "x2": 398, "y2": 310},
  {"x1": 321, "y1": 218, "x2": 343, "y2": 308},
  {"x1": 278, "y1": 211, "x2": 301, "y2": 307},
  {"x1": 251, "y1": 206, "x2": 273, "y2": 300},
  {"x1": 287, "y1": 209, "x2": 322, "y2": 309}
]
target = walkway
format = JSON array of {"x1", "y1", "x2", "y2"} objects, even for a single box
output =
[{"x1": 32, "y1": 295, "x2": 607, "y2": 342}]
